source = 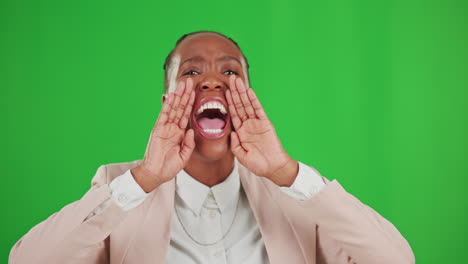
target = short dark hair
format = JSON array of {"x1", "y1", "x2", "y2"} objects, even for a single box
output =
[
  {"x1": 163, "y1": 31, "x2": 249, "y2": 71},
  {"x1": 163, "y1": 31, "x2": 250, "y2": 92}
]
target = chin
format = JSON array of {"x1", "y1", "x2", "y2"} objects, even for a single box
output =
[{"x1": 192, "y1": 133, "x2": 231, "y2": 162}]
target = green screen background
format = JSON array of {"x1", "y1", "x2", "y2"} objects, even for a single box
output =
[{"x1": 1, "y1": 0, "x2": 467, "y2": 262}]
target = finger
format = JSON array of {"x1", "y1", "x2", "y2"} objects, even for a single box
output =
[
  {"x1": 179, "y1": 90, "x2": 195, "y2": 129},
  {"x1": 230, "y1": 131, "x2": 247, "y2": 160},
  {"x1": 229, "y1": 75, "x2": 248, "y2": 121},
  {"x1": 168, "y1": 81, "x2": 185, "y2": 123},
  {"x1": 155, "y1": 93, "x2": 175, "y2": 128},
  {"x1": 226, "y1": 89, "x2": 242, "y2": 130},
  {"x1": 175, "y1": 78, "x2": 193, "y2": 123},
  {"x1": 247, "y1": 88, "x2": 268, "y2": 120},
  {"x1": 180, "y1": 129, "x2": 195, "y2": 163},
  {"x1": 235, "y1": 77, "x2": 256, "y2": 119}
]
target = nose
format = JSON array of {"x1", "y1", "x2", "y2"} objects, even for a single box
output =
[{"x1": 198, "y1": 75, "x2": 226, "y2": 91}]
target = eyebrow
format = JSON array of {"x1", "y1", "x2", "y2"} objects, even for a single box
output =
[
  {"x1": 216, "y1": 55, "x2": 242, "y2": 65},
  {"x1": 181, "y1": 56, "x2": 205, "y2": 66}
]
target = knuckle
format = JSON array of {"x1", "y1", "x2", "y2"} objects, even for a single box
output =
[
  {"x1": 182, "y1": 112, "x2": 190, "y2": 118},
  {"x1": 183, "y1": 108, "x2": 192, "y2": 115},
  {"x1": 181, "y1": 93, "x2": 189, "y2": 101}
]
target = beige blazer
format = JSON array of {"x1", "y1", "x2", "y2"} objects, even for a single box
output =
[{"x1": 9, "y1": 160, "x2": 415, "y2": 264}]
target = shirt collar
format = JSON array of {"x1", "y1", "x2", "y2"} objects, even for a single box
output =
[{"x1": 175, "y1": 159, "x2": 240, "y2": 215}]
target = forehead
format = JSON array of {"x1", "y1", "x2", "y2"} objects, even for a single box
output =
[{"x1": 174, "y1": 33, "x2": 243, "y2": 61}]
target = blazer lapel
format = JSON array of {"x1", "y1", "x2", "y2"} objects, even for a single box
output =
[
  {"x1": 238, "y1": 163, "x2": 307, "y2": 264},
  {"x1": 110, "y1": 178, "x2": 175, "y2": 264}
]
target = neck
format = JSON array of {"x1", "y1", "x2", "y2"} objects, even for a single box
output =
[{"x1": 184, "y1": 152, "x2": 235, "y2": 187}]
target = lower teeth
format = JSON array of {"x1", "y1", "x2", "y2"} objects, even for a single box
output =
[{"x1": 203, "y1": 128, "x2": 222, "y2": 134}]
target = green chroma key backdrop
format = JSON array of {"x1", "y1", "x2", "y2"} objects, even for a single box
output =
[{"x1": 1, "y1": 0, "x2": 467, "y2": 262}]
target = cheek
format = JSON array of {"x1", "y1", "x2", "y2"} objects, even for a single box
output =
[{"x1": 177, "y1": 76, "x2": 203, "y2": 89}]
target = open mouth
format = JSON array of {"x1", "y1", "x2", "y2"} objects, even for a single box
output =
[{"x1": 193, "y1": 98, "x2": 230, "y2": 139}]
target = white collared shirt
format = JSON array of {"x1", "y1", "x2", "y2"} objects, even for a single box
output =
[
  {"x1": 167, "y1": 159, "x2": 267, "y2": 263},
  {"x1": 88, "y1": 160, "x2": 325, "y2": 263}
]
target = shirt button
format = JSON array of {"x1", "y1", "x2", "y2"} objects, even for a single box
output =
[
  {"x1": 213, "y1": 250, "x2": 223, "y2": 257},
  {"x1": 209, "y1": 210, "x2": 217, "y2": 219},
  {"x1": 118, "y1": 194, "x2": 128, "y2": 203}
]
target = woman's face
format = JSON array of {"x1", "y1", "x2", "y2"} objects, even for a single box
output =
[{"x1": 166, "y1": 33, "x2": 249, "y2": 162}]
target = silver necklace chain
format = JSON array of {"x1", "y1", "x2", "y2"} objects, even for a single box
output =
[{"x1": 174, "y1": 195, "x2": 241, "y2": 246}]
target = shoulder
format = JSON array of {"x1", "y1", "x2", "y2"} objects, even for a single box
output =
[{"x1": 90, "y1": 159, "x2": 143, "y2": 187}]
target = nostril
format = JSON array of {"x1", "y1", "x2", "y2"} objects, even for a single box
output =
[{"x1": 202, "y1": 85, "x2": 222, "y2": 89}]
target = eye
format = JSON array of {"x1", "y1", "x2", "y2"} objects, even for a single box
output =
[
  {"x1": 223, "y1": 70, "x2": 238, "y2": 75},
  {"x1": 183, "y1": 70, "x2": 199, "y2": 76}
]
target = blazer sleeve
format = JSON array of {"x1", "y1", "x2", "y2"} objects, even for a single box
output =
[
  {"x1": 308, "y1": 178, "x2": 415, "y2": 264},
  {"x1": 8, "y1": 165, "x2": 128, "y2": 264}
]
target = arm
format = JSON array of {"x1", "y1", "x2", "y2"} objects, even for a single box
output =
[
  {"x1": 9, "y1": 165, "x2": 127, "y2": 264},
  {"x1": 84, "y1": 169, "x2": 149, "y2": 221},
  {"x1": 278, "y1": 162, "x2": 415, "y2": 263},
  {"x1": 309, "y1": 178, "x2": 415, "y2": 264},
  {"x1": 279, "y1": 161, "x2": 326, "y2": 200}
]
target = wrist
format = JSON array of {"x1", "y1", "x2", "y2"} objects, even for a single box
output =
[
  {"x1": 131, "y1": 165, "x2": 163, "y2": 193},
  {"x1": 266, "y1": 157, "x2": 299, "y2": 187}
]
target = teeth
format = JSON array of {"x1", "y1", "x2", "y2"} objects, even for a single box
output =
[
  {"x1": 203, "y1": 128, "x2": 222, "y2": 134},
  {"x1": 220, "y1": 105, "x2": 227, "y2": 114},
  {"x1": 197, "y1": 101, "x2": 227, "y2": 115}
]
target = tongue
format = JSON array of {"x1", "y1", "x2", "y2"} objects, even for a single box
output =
[{"x1": 198, "y1": 117, "x2": 225, "y2": 130}]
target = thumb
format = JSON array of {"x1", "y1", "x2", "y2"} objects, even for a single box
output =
[
  {"x1": 230, "y1": 131, "x2": 247, "y2": 160},
  {"x1": 180, "y1": 129, "x2": 195, "y2": 163}
]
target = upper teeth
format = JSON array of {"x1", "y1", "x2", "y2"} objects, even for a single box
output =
[{"x1": 197, "y1": 101, "x2": 227, "y2": 115}]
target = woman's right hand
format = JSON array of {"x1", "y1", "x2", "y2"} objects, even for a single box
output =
[{"x1": 131, "y1": 78, "x2": 196, "y2": 193}]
